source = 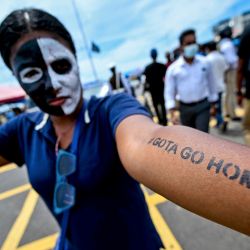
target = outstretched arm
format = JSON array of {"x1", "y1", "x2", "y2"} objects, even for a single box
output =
[{"x1": 116, "y1": 115, "x2": 250, "y2": 236}]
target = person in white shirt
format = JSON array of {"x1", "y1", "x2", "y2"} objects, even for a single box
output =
[
  {"x1": 206, "y1": 41, "x2": 229, "y2": 131},
  {"x1": 219, "y1": 27, "x2": 240, "y2": 121},
  {"x1": 165, "y1": 29, "x2": 218, "y2": 133}
]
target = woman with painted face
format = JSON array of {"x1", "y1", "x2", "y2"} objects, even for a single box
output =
[
  {"x1": 0, "y1": 8, "x2": 164, "y2": 250},
  {"x1": 0, "y1": 8, "x2": 249, "y2": 250}
]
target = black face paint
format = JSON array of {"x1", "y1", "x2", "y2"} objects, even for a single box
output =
[{"x1": 13, "y1": 39, "x2": 64, "y2": 115}]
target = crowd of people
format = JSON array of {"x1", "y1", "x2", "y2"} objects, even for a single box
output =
[
  {"x1": 0, "y1": 7, "x2": 250, "y2": 250},
  {"x1": 109, "y1": 26, "x2": 250, "y2": 144}
]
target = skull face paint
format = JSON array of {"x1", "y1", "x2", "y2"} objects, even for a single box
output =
[{"x1": 12, "y1": 38, "x2": 82, "y2": 116}]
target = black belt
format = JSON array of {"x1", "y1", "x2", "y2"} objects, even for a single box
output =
[{"x1": 180, "y1": 98, "x2": 207, "y2": 106}]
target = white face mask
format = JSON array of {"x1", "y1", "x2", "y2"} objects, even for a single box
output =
[{"x1": 183, "y1": 44, "x2": 199, "y2": 59}]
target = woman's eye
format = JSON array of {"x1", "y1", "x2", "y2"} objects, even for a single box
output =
[
  {"x1": 19, "y1": 67, "x2": 43, "y2": 84},
  {"x1": 51, "y1": 59, "x2": 72, "y2": 74},
  {"x1": 24, "y1": 69, "x2": 39, "y2": 78}
]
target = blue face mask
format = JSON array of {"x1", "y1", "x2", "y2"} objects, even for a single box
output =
[{"x1": 183, "y1": 44, "x2": 198, "y2": 59}]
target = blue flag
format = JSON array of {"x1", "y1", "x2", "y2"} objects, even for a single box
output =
[{"x1": 91, "y1": 41, "x2": 101, "y2": 53}]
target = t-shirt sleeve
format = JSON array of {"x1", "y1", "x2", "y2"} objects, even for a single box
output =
[
  {"x1": 0, "y1": 116, "x2": 24, "y2": 166},
  {"x1": 105, "y1": 93, "x2": 152, "y2": 137}
]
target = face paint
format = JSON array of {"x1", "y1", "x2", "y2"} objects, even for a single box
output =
[{"x1": 12, "y1": 38, "x2": 82, "y2": 116}]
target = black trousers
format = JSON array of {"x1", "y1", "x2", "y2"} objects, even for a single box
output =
[
  {"x1": 179, "y1": 98, "x2": 210, "y2": 133},
  {"x1": 151, "y1": 94, "x2": 167, "y2": 126}
]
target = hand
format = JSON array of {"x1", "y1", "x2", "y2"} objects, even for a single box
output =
[
  {"x1": 170, "y1": 110, "x2": 180, "y2": 125},
  {"x1": 171, "y1": 116, "x2": 180, "y2": 125},
  {"x1": 210, "y1": 104, "x2": 217, "y2": 117}
]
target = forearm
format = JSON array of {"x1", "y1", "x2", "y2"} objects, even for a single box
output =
[{"x1": 117, "y1": 117, "x2": 250, "y2": 235}]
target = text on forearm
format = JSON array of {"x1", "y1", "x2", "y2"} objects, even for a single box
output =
[{"x1": 148, "y1": 137, "x2": 250, "y2": 189}]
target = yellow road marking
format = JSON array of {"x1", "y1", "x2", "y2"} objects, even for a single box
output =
[
  {"x1": 1, "y1": 189, "x2": 39, "y2": 250},
  {"x1": 147, "y1": 193, "x2": 167, "y2": 206},
  {"x1": 143, "y1": 188, "x2": 182, "y2": 250},
  {"x1": 0, "y1": 163, "x2": 17, "y2": 174},
  {"x1": 0, "y1": 183, "x2": 180, "y2": 249},
  {"x1": 16, "y1": 233, "x2": 58, "y2": 250},
  {"x1": 148, "y1": 202, "x2": 182, "y2": 250},
  {"x1": 17, "y1": 189, "x2": 180, "y2": 250},
  {"x1": 0, "y1": 184, "x2": 31, "y2": 201}
]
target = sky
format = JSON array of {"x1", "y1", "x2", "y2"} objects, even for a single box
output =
[{"x1": 0, "y1": 0, "x2": 249, "y2": 85}]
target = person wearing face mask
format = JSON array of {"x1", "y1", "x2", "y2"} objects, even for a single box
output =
[
  {"x1": 0, "y1": 9, "x2": 250, "y2": 250},
  {"x1": 164, "y1": 29, "x2": 218, "y2": 132}
]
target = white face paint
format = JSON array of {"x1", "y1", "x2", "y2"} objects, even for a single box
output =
[
  {"x1": 19, "y1": 67, "x2": 44, "y2": 84},
  {"x1": 37, "y1": 38, "x2": 81, "y2": 115}
]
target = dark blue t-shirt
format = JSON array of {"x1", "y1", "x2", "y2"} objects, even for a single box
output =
[{"x1": 0, "y1": 93, "x2": 163, "y2": 250}]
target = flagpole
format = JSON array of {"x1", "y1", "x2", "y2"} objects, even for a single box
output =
[{"x1": 70, "y1": 0, "x2": 99, "y2": 81}]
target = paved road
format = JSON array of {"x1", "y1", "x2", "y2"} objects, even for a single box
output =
[{"x1": 0, "y1": 117, "x2": 249, "y2": 250}]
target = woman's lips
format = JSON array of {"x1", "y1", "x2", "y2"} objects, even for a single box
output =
[{"x1": 48, "y1": 97, "x2": 68, "y2": 106}]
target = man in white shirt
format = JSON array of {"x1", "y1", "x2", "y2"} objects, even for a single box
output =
[
  {"x1": 206, "y1": 41, "x2": 229, "y2": 130},
  {"x1": 165, "y1": 29, "x2": 218, "y2": 133},
  {"x1": 219, "y1": 27, "x2": 240, "y2": 121}
]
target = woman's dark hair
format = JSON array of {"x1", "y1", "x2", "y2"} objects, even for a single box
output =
[{"x1": 0, "y1": 8, "x2": 76, "y2": 69}]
